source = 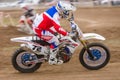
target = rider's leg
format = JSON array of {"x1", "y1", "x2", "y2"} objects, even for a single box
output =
[{"x1": 41, "y1": 30, "x2": 63, "y2": 65}]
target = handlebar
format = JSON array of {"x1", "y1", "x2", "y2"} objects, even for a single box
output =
[
  {"x1": 68, "y1": 12, "x2": 74, "y2": 21},
  {"x1": 68, "y1": 13, "x2": 84, "y2": 39}
]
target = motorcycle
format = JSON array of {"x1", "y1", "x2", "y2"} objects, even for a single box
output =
[
  {"x1": 16, "y1": 15, "x2": 34, "y2": 34},
  {"x1": 10, "y1": 13, "x2": 110, "y2": 73}
]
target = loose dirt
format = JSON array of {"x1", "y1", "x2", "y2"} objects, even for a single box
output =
[{"x1": 0, "y1": 7, "x2": 120, "y2": 80}]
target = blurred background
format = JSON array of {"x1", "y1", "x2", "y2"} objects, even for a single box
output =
[
  {"x1": 0, "y1": 0, "x2": 120, "y2": 26},
  {"x1": 0, "y1": 0, "x2": 120, "y2": 8}
]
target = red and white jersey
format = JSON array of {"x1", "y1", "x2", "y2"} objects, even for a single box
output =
[{"x1": 32, "y1": 6, "x2": 67, "y2": 37}]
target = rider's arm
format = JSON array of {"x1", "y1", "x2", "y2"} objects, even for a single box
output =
[
  {"x1": 52, "y1": 13, "x2": 68, "y2": 36},
  {"x1": 48, "y1": 28, "x2": 56, "y2": 34},
  {"x1": 53, "y1": 23, "x2": 67, "y2": 36}
]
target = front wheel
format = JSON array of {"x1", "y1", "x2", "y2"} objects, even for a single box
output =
[
  {"x1": 79, "y1": 42, "x2": 110, "y2": 70},
  {"x1": 12, "y1": 48, "x2": 42, "y2": 73}
]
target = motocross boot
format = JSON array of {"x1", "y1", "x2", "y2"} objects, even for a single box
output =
[{"x1": 49, "y1": 48, "x2": 63, "y2": 65}]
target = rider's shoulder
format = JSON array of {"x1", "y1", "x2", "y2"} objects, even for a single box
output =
[
  {"x1": 46, "y1": 6, "x2": 56, "y2": 12},
  {"x1": 45, "y1": 6, "x2": 58, "y2": 16}
]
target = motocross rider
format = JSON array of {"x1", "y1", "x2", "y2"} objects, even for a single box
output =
[
  {"x1": 20, "y1": 4, "x2": 36, "y2": 26},
  {"x1": 32, "y1": 1, "x2": 76, "y2": 65}
]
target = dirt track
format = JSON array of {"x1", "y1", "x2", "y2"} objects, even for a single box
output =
[{"x1": 0, "y1": 7, "x2": 120, "y2": 80}]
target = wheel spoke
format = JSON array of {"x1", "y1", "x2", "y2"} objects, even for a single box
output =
[{"x1": 16, "y1": 52, "x2": 36, "y2": 69}]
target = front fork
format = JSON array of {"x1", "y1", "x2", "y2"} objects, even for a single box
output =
[{"x1": 79, "y1": 38, "x2": 94, "y2": 60}]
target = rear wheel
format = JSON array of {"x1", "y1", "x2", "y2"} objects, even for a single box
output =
[
  {"x1": 79, "y1": 43, "x2": 110, "y2": 70},
  {"x1": 12, "y1": 48, "x2": 42, "y2": 73}
]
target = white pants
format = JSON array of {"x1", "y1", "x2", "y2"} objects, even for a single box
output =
[{"x1": 40, "y1": 30, "x2": 59, "y2": 48}]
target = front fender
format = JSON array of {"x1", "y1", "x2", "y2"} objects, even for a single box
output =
[{"x1": 83, "y1": 33, "x2": 105, "y2": 40}]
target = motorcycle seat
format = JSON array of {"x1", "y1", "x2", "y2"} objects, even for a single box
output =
[{"x1": 32, "y1": 39, "x2": 50, "y2": 46}]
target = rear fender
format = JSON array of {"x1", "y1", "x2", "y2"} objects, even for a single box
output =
[{"x1": 10, "y1": 36, "x2": 40, "y2": 46}]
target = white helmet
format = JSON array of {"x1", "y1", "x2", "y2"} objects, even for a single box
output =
[
  {"x1": 56, "y1": 1, "x2": 76, "y2": 18},
  {"x1": 56, "y1": 1, "x2": 76, "y2": 12}
]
